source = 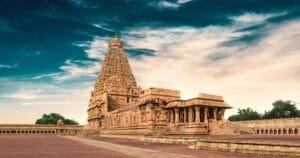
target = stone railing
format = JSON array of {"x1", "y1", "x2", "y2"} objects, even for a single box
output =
[
  {"x1": 231, "y1": 117, "x2": 300, "y2": 124},
  {"x1": 229, "y1": 118, "x2": 300, "y2": 135},
  {"x1": 0, "y1": 124, "x2": 83, "y2": 136}
]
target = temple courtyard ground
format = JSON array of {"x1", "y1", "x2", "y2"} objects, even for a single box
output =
[{"x1": 0, "y1": 135, "x2": 299, "y2": 158}]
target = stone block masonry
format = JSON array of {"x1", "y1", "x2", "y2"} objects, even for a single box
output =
[
  {"x1": 87, "y1": 35, "x2": 232, "y2": 136},
  {"x1": 189, "y1": 140, "x2": 300, "y2": 156},
  {"x1": 231, "y1": 118, "x2": 300, "y2": 135}
]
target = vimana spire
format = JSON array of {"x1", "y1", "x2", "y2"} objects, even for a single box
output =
[
  {"x1": 93, "y1": 34, "x2": 139, "y2": 111},
  {"x1": 87, "y1": 35, "x2": 231, "y2": 135}
]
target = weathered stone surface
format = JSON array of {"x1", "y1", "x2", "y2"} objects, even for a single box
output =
[
  {"x1": 87, "y1": 36, "x2": 232, "y2": 136},
  {"x1": 189, "y1": 140, "x2": 300, "y2": 156},
  {"x1": 230, "y1": 118, "x2": 300, "y2": 135},
  {"x1": 141, "y1": 135, "x2": 300, "y2": 156},
  {"x1": 198, "y1": 93, "x2": 223, "y2": 101}
]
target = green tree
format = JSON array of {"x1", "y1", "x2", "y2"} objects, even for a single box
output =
[
  {"x1": 228, "y1": 114, "x2": 241, "y2": 121},
  {"x1": 263, "y1": 100, "x2": 300, "y2": 119},
  {"x1": 35, "y1": 113, "x2": 79, "y2": 125},
  {"x1": 228, "y1": 108, "x2": 261, "y2": 121}
]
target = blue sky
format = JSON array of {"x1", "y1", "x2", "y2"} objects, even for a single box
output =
[{"x1": 1, "y1": 0, "x2": 300, "y2": 124}]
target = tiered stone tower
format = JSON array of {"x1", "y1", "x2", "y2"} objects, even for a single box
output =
[
  {"x1": 88, "y1": 34, "x2": 140, "y2": 128},
  {"x1": 95, "y1": 34, "x2": 139, "y2": 110}
]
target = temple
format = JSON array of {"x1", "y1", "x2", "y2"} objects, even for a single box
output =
[{"x1": 87, "y1": 35, "x2": 232, "y2": 135}]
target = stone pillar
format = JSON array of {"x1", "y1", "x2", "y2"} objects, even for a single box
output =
[
  {"x1": 146, "y1": 105, "x2": 153, "y2": 125},
  {"x1": 213, "y1": 108, "x2": 217, "y2": 120},
  {"x1": 110, "y1": 117, "x2": 112, "y2": 127},
  {"x1": 195, "y1": 106, "x2": 200, "y2": 124},
  {"x1": 113, "y1": 117, "x2": 115, "y2": 127},
  {"x1": 220, "y1": 109, "x2": 225, "y2": 122},
  {"x1": 105, "y1": 119, "x2": 108, "y2": 128},
  {"x1": 139, "y1": 107, "x2": 144, "y2": 124},
  {"x1": 175, "y1": 108, "x2": 179, "y2": 124},
  {"x1": 204, "y1": 107, "x2": 208, "y2": 124},
  {"x1": 188, "y1": 107, "x2": 193, "y2": 123},
  {"x1": 184, "y1": 108, "x2": 187, "y2": 123},
  {"x1": 151, "y1": 107, "x2": 156, "y2": 124},
  {"x1": 170, "y1": 109, "x2": 174, "y2": 123}
]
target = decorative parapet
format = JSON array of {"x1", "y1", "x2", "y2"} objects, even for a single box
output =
[
  {"x1": 166, "y1": 98, "x2": 231, "y2": 108},
  {"x1": 141, "y1": 87, "x2": 180, "y2": 97},
  {"x1": 230, "y1": 117, "x2": 300, "y2": 133},
  {"x1": 198, "y1": 93, "x2": 223, "y2": 101},
  {"x1": 231, "y1": 117, "x2": 300, "y2": 124},
  {"x1": 139, "y1": 87, "x2": 180, "y2": 102}
]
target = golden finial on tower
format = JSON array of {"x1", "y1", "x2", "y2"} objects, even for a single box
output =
[{"x1": 109, "y1": 32, "x2": 122, "y2": 47}]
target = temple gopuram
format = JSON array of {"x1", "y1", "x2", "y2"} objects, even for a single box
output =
[{"x1": 87, "y1": 35, "x2": 232, "y2": 136}]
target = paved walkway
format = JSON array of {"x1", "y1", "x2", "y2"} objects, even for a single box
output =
[
  {"x1": 1, "y1": 135, "x2": 297, "y2": 158},
  {"x1": 65, "y1": 136, "x2": 195, "y2": 158},
  {"x1": 0, "y1": 135, "x2": 131, "y2": 158}
]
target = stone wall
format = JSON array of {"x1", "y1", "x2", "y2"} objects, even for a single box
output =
[
  {"x1": 97, "y1": 95, "x2": 232, "y2": 136},
  {"x1": 189, "y1": 139, "x2": 300, "y2": 156},
  {"x1": 98, "y1": 97, "x2": 167, "y2": 136},
  {"x1": 231, "y1": 118, "x2": 300, "y2": 135},
  {"x1": 0, "y1": 124, "x2": 84, "y2": 136}
]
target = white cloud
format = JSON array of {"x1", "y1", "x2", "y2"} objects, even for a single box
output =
[
  {"x1": 84, "y1": 36, "x2": 110, "y2": 60},
  {"x1": 31, "y1": 59, "x2": 101, "y2": 82},
  {"x1": 6, "y1": 93, "x2": 38, "y2": 100},
  {"x1": 107, "y1": 14, "x2": 298, "y2": 118},
  {"x1": 0, "y1": 81, "x2": 93, "y2": 124},
  {"x1": 92, "y1": 24, "x2": 115, "y2": 32},
  {"x1": 0, "y1": 64, "x2": 12, "y2": 68},
  {"x1": 230, "y1": 12, "x2": 288, "y2": 27},
  {"x1": 3, "y1": 88, "x2": 42, "y2": 100},
  {"x1": 53, "y1": 60, "x2": 101, "y2": 81},
  {"x1": 31, "y1": 37, "x2": 106, "y2": 82},
  {"x1": 72, "y1": 13, "x2": 300, "y2": 119},
  {"x1": 0, "y1": 63, "x2": 18, "y2": 69},
  {"x1": 46, "y1": 36, "x2": 109, "y2": 82},
  {"x1": 30, "y1": 73, "x2": 60, "y2": 80},
  {"x1": 159, "y1": 1, "x2": 180, "y2": 8},
  {"x1": 149, "y1": 0, "x2": 194, "y2": 9},
  {"x1": 132, "y1": 23, "x2": 300, "y2": 118},
  {"x1": 4, "y1": 12, "x2": 299, "y2": 124},
  {"x1": 177, "y1": 0, "x2": 193, "y2": 4}
]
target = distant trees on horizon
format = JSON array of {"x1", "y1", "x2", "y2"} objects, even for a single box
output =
[
  {"x1": 228, "y1": 100, "x2": 300, "y2": 121},
  {"x1": 35, "y1": 113, "x2": 79, "y2": 125}
]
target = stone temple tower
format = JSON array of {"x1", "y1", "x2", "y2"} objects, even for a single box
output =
[{"x1": 88, "y1": 34, "x2": 140, "y2": 128}]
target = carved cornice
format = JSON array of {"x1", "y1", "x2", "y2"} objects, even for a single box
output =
[{"x1": 165, "y1": 98, "x2": 231, "y2": 108}]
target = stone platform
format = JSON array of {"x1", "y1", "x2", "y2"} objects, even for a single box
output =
[
  {"x1": 141, "y1": 135, "x2": 300, "y2": 156},
  {"x1": 90, "y1": 136, "x2": 298, "y2": 158}
]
